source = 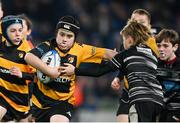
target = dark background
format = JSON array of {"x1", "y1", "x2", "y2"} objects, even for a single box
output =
[{"x1": 3, "y1": 0, "x2": 180, "y2": 48}]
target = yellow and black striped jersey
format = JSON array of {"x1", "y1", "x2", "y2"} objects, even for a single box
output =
[
  {"x1": 0, "y1": 40, "x2": 34, "y2": 112},
  {"x1": 30, "y1": 39, "x2": 106, "y2": 108}
]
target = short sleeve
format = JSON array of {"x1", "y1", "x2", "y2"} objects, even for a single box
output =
[
  {"x1": 80, "y1": 44, "x2": 106, "y2": 63},
  {"x1": 29, "y1": 42, "x2": 50, "y2": 58}
]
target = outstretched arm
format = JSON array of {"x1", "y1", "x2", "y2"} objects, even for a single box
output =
[{"x1": 60, "y1": 60, "x2": 115, "y2": 77}]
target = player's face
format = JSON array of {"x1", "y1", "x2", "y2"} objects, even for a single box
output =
[
  {"x1": 131, "y1": 13, "x2": 150, "y2": 29},
  {"x1": 7, "y1": 23, "x2": 23, "y2": 45},
  {"x1": 56, "y1": 29, "x2": 75, "y2": 51},
  {"x1": 157, "y1": 39, "x2": 178, "y2": 61},
  {"x1": 122, "y1": 35, "x2": 134, "y2": 50}
]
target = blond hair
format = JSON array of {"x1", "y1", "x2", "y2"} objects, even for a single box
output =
[{"x1": 120, "y1": 20, "x2": 151, "y2": 46}]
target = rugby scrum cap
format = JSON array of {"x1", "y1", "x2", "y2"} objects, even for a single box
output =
[
  {"x1": 56, "y1": 15, "x2": 80, "y2": 37},
  {"x1": 1, "y1": 15, "x2": 23, "y2": 45}
]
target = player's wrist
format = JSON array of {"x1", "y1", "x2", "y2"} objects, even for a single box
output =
[{"x1": 74, "y1": 67, "x2": 80, "y2": 75}]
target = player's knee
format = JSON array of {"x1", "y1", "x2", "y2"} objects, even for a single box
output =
[
  {"x1": 0, "y1": 106, "x2": 7, "y2": 121},
  {"x1": 50, "y1": 114, "x2": 69, "y2": 122}
]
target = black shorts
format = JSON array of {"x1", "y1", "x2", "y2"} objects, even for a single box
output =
[
  {"x1": 0, "y1": 96, "x2": 30, "y2": 122},
  {"x1": 116, "y1": 88, "x2": 129, "y2": 116},
  {"x1": 31, "y1": 101, "x2": 74, "y2": 122},
  {"x1": 129, "y1": 101, "x2": 162, "y2": 122}
]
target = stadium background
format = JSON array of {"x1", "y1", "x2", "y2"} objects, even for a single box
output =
[{"x1": 2, "y1": 0, "x2": 180, "y2": 121}]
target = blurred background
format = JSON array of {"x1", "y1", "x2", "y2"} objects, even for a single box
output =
[{"x1": 2, "y1": 0, "x2": 180, "y2": 121}]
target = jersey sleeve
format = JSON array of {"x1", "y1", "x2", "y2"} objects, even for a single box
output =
[
  {"x1": 80, "y1": 44, "x2": 106, "y2": 63},
  {"x1": 75, "y1": 60, "x2": 114, "y2": 77},
  {"x1": 109, "y1": 52, "x2": 123, "y2": 70},
  {"x1": 29, "y1": 41, "x2": 50, "y2": 58}
]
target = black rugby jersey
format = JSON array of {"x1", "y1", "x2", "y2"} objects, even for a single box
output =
[
  {"x1": 110, "y1": 44, "x2": 164, "y2": 107},
  {"x1": 157, "y1": 57, "x2": 180, "y2": 110}
]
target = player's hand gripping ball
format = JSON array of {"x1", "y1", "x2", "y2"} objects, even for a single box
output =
[{"x1": 37, "y1": 50, "x2": 61, "y2": 84}]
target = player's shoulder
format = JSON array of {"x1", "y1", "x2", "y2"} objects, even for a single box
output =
[
  {"x1": 72, "y1": 42, "x2": 85, "y2": 50},
  {"x1": 74, "y1": 42, "x2": 84, "y2": 47},
  {"x1": 74, "y1": 42, "x2": 96, "y2": 48},
  {"x1": 148, "y1": 37, "x2": 156, "y2": 42},
  {"x1": 18, "y1": 39, "x2": 33, "y2": 51},
  {"x1": 36, "y1": 40, "x2": 51, "y2": 48}
]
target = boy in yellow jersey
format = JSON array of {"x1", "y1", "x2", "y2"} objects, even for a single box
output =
[
  {"x1": 0, "y1": 15, "x2": 34, "y2": 122},
  {"x1": 24, "y1": 15, "x2": 117, "y2": 122}
]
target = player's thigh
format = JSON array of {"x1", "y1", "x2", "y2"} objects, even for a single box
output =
[
  {"x1": 116, "y1": 90, "x2": 129, "y2": 122},
  {"x1": 116, "y1": 89, "x2": 129, "y2": 116}
]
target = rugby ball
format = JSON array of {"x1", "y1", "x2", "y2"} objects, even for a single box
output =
[{"x1": 37, "y1": 50, "x2": 61, "y2": 84}]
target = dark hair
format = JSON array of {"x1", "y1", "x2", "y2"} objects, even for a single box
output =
[
  {"x1": 156, "y1": 29, "x2": 179, "y2": 46},
  {"x1": 156, "y1": 29, "x2": 180, "y2": 56},
  {"x1": 17, "y1": 13, "x2": 33, "y2": 31}
]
